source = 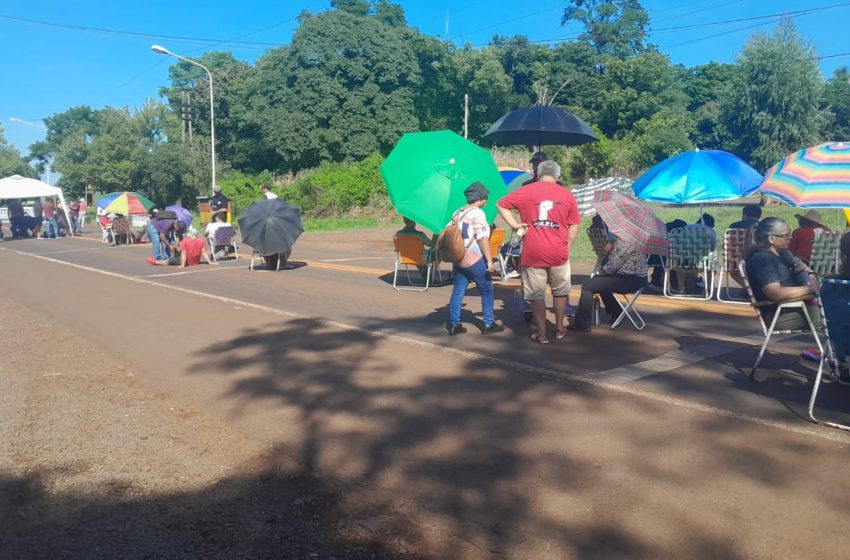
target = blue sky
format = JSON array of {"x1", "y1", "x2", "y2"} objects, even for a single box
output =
[{"x1": 2, "y1": 0, "x2": 848, "y2": 154}]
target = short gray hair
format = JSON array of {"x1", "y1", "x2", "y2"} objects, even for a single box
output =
[{"x1": 537, "y1": 159, "x2": 561, "y2": 179}]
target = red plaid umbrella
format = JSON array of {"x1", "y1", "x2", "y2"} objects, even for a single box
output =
[{"x1": 593, "y1": 190, "x2": 669, "y2": 256}]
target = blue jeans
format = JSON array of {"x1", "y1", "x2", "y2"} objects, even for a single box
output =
[
  {"x1": 44, "y1": 218, "x2": 58, "y2": 238},
  {"x1": 449, "y1": 258, "x2": 495, "y2": 326},
  {"x1": 147, "y1": 223, "x2": 166, "y2": 260}
]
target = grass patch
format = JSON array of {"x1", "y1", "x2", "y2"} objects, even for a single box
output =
[{"x1": 302, "y1": 215, "x2": 382, "y2": 232}]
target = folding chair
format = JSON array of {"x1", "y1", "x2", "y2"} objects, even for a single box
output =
[
  {"x1": 208, "y1": 225, "x2": 239, "y2": 262},
  {"x1": 716, "y1": 228, "x2": 749, "y2": 303},
  {"x1": 809, "y1": 278, "x2": 849, "y2": 431},
  {"x1": 809, "y1": 230, "x2": 845, "y2": 278},
  {"x1": 585, "y1": 230, "x2": 647, "y2": 331},
  {"x1": 250, "y1": 251, "x2": 288, "y2": 271},
  {"x1": 392, "y1": 234, "x2": 437, "y2": 291},
  {"x1": 739, "y1": 261, "x2": 825, "y2": 379},
  {"x1": 108, "y1": 217, "x2": 131, "y2": 246},
  {"x1": 663, "y1": 227, "x2": 716, "y2": 300},
  {"x1": 489, "y1": 228, "x2": 509, "y2": 282}
]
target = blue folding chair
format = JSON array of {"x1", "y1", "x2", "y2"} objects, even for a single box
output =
[{"x1": 809, "y1": 278, "x2": 850, "y2": 431}]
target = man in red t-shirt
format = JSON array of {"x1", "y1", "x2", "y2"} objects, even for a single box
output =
[{"x1": 497, "y1": 160, "x2": 580, "y2": 343}]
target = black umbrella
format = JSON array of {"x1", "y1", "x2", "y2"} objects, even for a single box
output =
[
  {"x1": 237, "y1": 198, "x2": 304, "y2": 255},
  {"x1": 481, "y1": 106, "x2": 598, "y2": 147}
]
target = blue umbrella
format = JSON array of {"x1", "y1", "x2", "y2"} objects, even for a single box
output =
[
  {"x1": 165, "y1": 204, "x2": 193, "y2": 227},
  {"x1": 632, "y1": 150, "x2": 763, "y2": 204}
]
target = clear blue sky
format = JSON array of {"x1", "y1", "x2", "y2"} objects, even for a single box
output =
[{"x1": 2, "y1": 0, "x2": 848, "y2": 154}]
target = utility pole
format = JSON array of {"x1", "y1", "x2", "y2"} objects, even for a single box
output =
[{"x1": 463, "y1": 94, "x2": 469, "y2": 139}]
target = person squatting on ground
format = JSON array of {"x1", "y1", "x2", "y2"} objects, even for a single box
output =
[
  {"x1": 497, "y1": 159, "x2": 581, "y2": 344},
  {"x1": 744, "y1": 217, "x2": 822, "y2": 331},
  {"x1": 446, "y1": 182, "x2": 505, "y2": 335},
  {"x1": 571, "y1": 233, "x2": 648, "y2": 333}
]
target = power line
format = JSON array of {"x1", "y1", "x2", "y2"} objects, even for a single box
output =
[
  {"x1": 650, "y1": 2, "x2": 850, "y2": 35},
  {"x1": 449, "y1": 2, "x2": 565, "y2": 43}
]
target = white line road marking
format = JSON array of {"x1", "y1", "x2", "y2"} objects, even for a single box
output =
[
  {"x1": 28, "y1": 247, "x2": 112, "y2": 255},
  {"x1": 316, "y1": 256, "x2": 393, "y2": 262},
  {"x1": 140, "y1": 264, "x2": 245, "y2": 278},
  {"x1": 3, "y1": 246, "x2": 847, "y2": 444}
]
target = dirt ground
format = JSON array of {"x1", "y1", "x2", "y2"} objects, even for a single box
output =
[{"x1": 0, "y1": 298, "x2": 423, "y2": 559}]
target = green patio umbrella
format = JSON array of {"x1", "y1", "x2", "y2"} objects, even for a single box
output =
[{"x1": 380, "y1": 130, "x2": 506, "y2": 233}]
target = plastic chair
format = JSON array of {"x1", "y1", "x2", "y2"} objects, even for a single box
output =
[
  {"x1": 208, "y1": 225, "x2": 239, "y2": 262},
  {"x1": 393, "y1": 234, "x2": 435, "y2": 291},
  {"x1": 809, "y1": 230, "x2": 845, "y2": 278},
  {"x1": 716, "y1": 228, "x2": 749, "y2": 303},
  {"x1": 489, "y1": 228, "x2": 508, "y2": 282},
  {"x1": 739, "y1": 261, "x2": 825, "y2": 379},
  {"x1": 809, "y1": 278, "x2": 850, "y2": 431},
  {"x1": 663, "y1": 227, "x2": 716, "y2": 300}
]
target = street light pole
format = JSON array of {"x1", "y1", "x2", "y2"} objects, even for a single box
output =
[
  {"x1": 9, "y1": 117, "x2": 51, "y2": 185},
  {"x1": 151, "y1": 44, "x2": 216, "y2": 195}
]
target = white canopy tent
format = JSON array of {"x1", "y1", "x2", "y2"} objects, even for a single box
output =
[{"x1": 0, "y1": 174, "x2": 74, "y2": 236}]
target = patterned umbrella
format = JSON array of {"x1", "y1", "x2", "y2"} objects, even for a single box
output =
[
  {"x1": 594, "y1": 190, "x2": 669, "y2": 256},
  {"x1": 759, "y1": 142, "x2": 850, "y2": 208},
  {"x1": 498, "y1": 166, "x2": 532, "y2": 193},
  {"x1": 96, "y1": 191, "x2": 155, "y2": 215}
]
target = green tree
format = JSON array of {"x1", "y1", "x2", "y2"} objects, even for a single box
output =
[
  {"x1": 455, "y1": 46, "x2": 516, "y2": 139},
  {"x1": 570, "y1": 125, "x2": 613, "y2": 180},
  {"x1": 623, "y1": 108, "x2": 694, "y2": 171},
  {"x1": 562, "y1": 0, "x2": 650, "y2": 58},
  {"x1": 243, "y1": 8, "x2": 420, "y2": 171},
  {"x1": 720, "y1": 20, "x2": 825, "y2": 171},
  {"x1": 590, "y1": 52, "x2": 689, "y2": 138},
  {"x1": 681, "y1": 62, "x2": 736, "y2": 149},
  {"x1": 822, "y1": 67, "x2": 850, "y2": 141},
  {"x1": 0, "y1": 124, "x2": 37, "y2": 178}
]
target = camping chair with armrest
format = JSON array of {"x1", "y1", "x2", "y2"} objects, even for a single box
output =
[
  {"x1": 809, "y1": 278, "x2": 850, "y2": 431},
  {"x1": 489, "y1": 228, "x2": 508, "y2": 282},
  {"x1": 663, "y1": 227, "x2": 716, "y2": 300},
  {"x1": 392, "y1": 234, "x2": 439, "y2": 291},
  {"x1": 716, "y1": 228, "x2": 749, "y2": 303},
  {"x1": 209, "y1": 225, "x2": 239, "y2": 262},
  {"x1": 809, "y1": 230, "x2": 845, "y2": 278},
  {"x1": 739, "y1": 261, "x2": 827, "y2": 380},
  {"x1": 129, "y1": 215, "x2": 149, "y2": 243}
]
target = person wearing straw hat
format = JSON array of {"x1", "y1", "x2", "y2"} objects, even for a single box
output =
[{"x1": 789, "y1": 209, "x2": 831, "y2": 264}]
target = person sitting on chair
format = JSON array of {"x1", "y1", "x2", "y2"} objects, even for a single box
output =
[
  {"x1": 729, "y1": 204, "x2": 762, "y2": 229},
  {"x1": 744, "y1": 217, "x2": 821, "y2": 331},
  {"x1": 789, "y1": 209, "x2": 830, "y2": 264},
  {"x1": 570, "y1": 232, "x2": 647, "y2": 332},
  {"x1": 396, "y1": 217, "x2": 436, "y2": 277},
  {"x1": 204, "y1": 213, "x2": 233, "y2": 259}
]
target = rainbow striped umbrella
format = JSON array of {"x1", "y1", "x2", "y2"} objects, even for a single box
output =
[
  {"x1": 96, "y1": 191, "x2": 156, "y2": 215},
  {"x1": 760, "y1": 142, "x2": 850, "y2": 208}
]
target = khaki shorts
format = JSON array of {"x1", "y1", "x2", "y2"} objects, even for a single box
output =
[{"x1": 521, "y1": 262, "x2": 571, "y2": 300}]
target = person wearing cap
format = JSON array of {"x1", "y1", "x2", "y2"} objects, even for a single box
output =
[
  {"x1": 497, "y1": 160, "x2": 581, "y2": 343},
  {"x1": 446, "y1": 182, "x2": 505, "y2": 335},
  {"x1": 789, "y1": 209, "x2": 831, "y2": 264},
  {"x1": 210, "y1": 185, "x2": 230, "y2": 224},
  {"x1": 261, "y1": 183, "x2": 278, "y2": 200}
]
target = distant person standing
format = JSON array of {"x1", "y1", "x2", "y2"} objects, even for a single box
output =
[
  {"x1": 42, "y1": 197, "x2": 58, "y2": 239},
  {"x1": 497, "y1": 160, "x2": 581, "y2": 343},
  {"x1": 210, "y1": 185, "x2": 229, "y2": 224},
  {"x1": 261, "y1": 183, "x2": 278, "y2": 200},
  {"x1": 68, "y1": 199, "x2": 81, "y2": 233}
]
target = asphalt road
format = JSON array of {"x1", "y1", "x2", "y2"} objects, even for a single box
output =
[{"x1": 2, "y1": 229, "x2": 849, "y2": 559}]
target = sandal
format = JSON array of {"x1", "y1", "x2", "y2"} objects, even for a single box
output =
[
  {"x1": 555, "y1": 329, "x2": 567, "y2": 340},
  {"x1": 530, "y1": 333, "x2": 550, "y2": 344}
]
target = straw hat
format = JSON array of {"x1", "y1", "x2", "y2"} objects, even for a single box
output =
[{"x1": 794, "y1": 209, "x2": 827, "y2": 228}]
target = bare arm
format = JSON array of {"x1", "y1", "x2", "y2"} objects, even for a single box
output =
[
  {"x1": 180, "y1": 251, "x2": 188, "y2": 267},
  {"x1": 567, "y1": 224, "x2": 580, "y2": 246},
  {"x1": 762, "y1": 282, "x2": 815, "y2": 302},
  {"x1": 497, "y1": 206, "x2": 526, "y2": 231}
]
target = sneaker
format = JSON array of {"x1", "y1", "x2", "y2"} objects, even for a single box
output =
[
  {"x1": 482, "y1": 322, "x2": 505, "y2": 334},
  {"x1": 145, "y1": 257, "x2": 157, "y2": 265},
  {"x1": 448, "y1": 324, "x2": 467, "y2": 335},
  {"x1": 506, "y1": 270, "x2": 521, "y2": 279}
]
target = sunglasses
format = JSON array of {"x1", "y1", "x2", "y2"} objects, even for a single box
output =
[{"x1": 771, "y1": 232, "x2": 792, "y2": 239}]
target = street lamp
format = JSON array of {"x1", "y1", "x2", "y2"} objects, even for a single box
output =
[
  {"x1": 9, "y1": 117, "x2": 51, "y2": 185},
  {"x1": 151, "y1": 44, "x2": 216, "y2": 195}
]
